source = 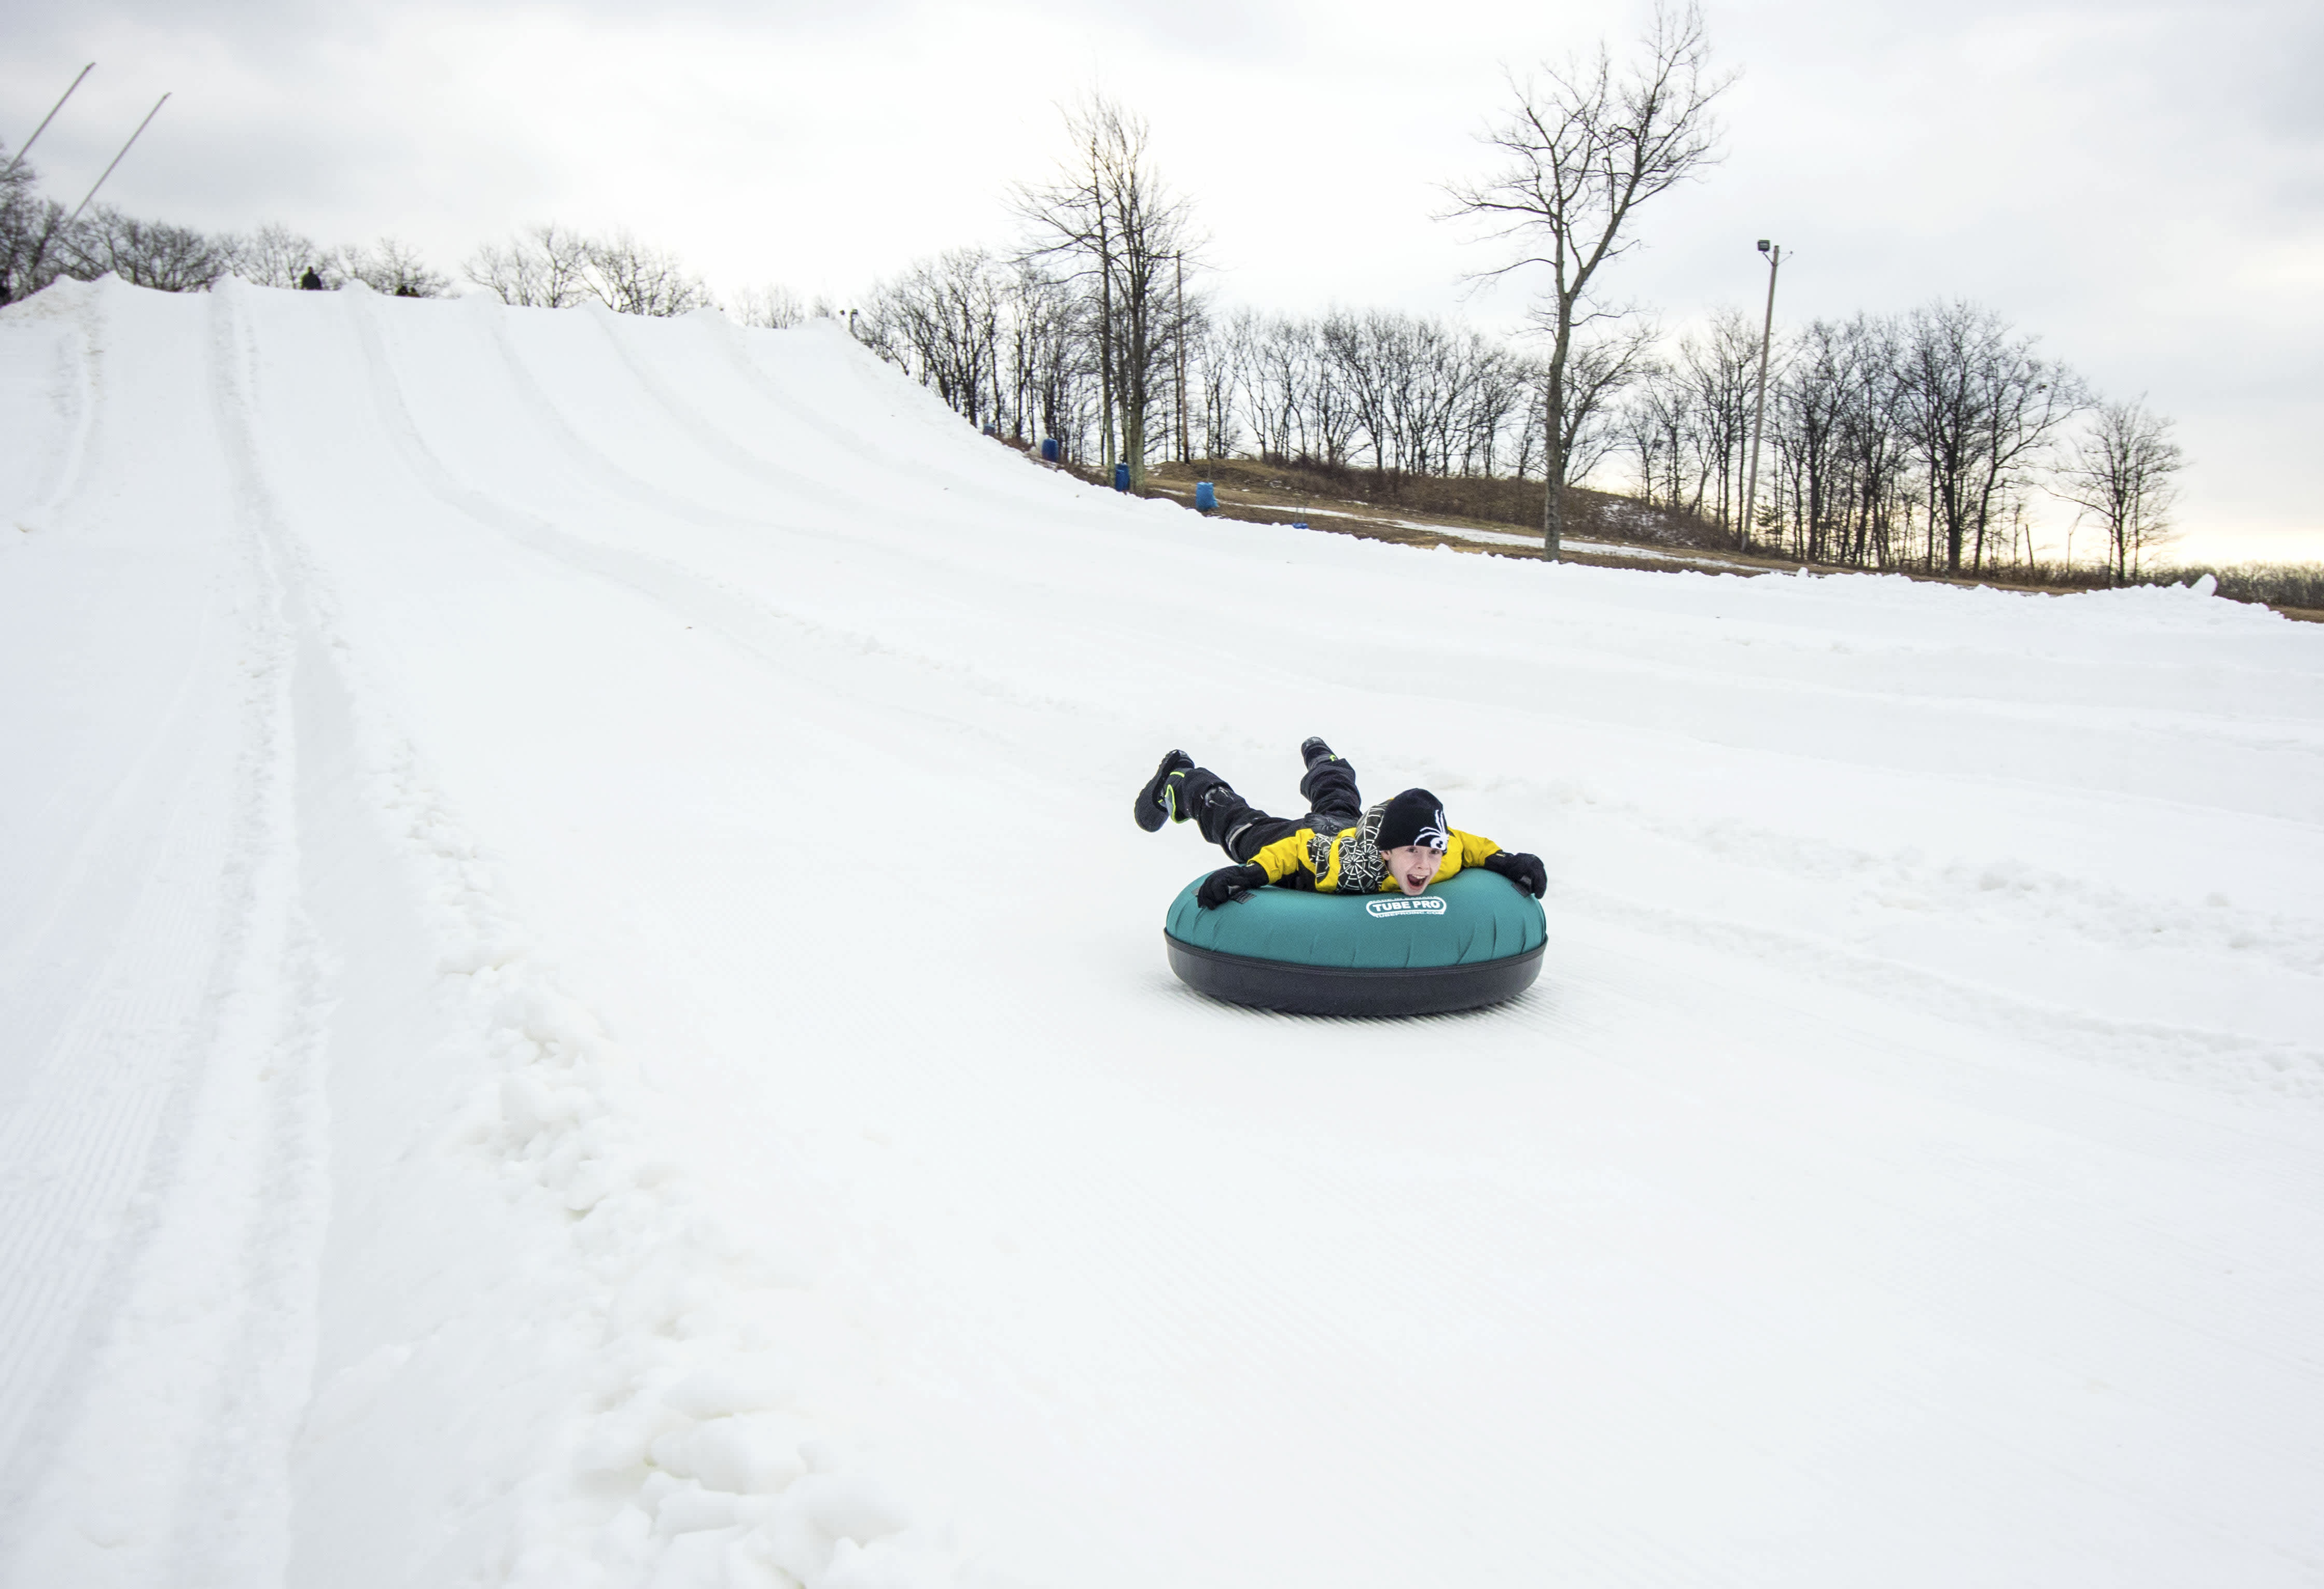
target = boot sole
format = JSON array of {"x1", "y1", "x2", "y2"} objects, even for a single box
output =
[{"x1": 1134, "y1": 751, "x2": 1193, "y2": 833}]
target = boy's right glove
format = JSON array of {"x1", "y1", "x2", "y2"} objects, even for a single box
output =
[
  {"x1": 1196, "y1": 863, "x2": 1269, "y2": 909},
  {"x1": 1482, "y1": 851, "x2": 1547, "y2": 899}
]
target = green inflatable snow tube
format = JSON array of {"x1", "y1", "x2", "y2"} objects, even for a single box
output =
[{"x1": 1164, "y1": 867, "x2": 1547, "y2": 1016}]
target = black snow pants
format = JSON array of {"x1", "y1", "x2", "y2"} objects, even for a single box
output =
[{"x1": 1182, "y1": 754, "x2": 1363, "y2": 868}]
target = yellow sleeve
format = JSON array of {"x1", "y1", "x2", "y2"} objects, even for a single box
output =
[
  {"x1": 1446, "y1": 829, "x2": 1500, "y2": 878},
  {"x1": 1249, "y1": 829, "x2": 1318, "y2": 885}
]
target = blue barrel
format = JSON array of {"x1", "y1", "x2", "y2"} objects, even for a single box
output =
[
  {"x1": 1195, "y1": 481, "x2": 1217, "y2": 513},
  {"x1": 1113, "y1": 463, "x2": 1130, "y2": 492},
  {"x1": 1041, "y1": 437, "x2": 1060, "y2": 462}
]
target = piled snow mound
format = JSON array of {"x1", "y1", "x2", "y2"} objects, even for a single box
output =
[{"x1": 3, "y1": 275, "x2": 2322, "y2": 1589}]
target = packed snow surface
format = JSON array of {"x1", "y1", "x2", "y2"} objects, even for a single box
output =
[{"x1": 4, "y1": 277, "x2": 2323, "y2": 1588}]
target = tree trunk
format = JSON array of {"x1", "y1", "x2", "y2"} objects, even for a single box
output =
[
  {"x1": 1124, "y1": 287, "x2": 1148, "y2": 489},
  {"x1": 1541, "y1": 316, "x2": 1569, "y2": 560},
  {"x1": 1097, "y1": 220, "x2": 1115, "y2": 471}
]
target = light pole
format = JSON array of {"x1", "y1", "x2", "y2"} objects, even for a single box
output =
[
  {"x1": 4, "y1": 63, "x2": 94, "y2": 182},
  {"x1": 1741, "y1": 238, "x2": 1782, "y2": 552},
  {"x1": 66, "y1": 92, "x2": 169, "y2": 228}
]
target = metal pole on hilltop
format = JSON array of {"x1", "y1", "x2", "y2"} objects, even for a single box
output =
[
  {"x1": 1741, "y1": 238, "x2": 1782, "y2": 552},
  {"x1": 66, "y1": 92, "x2": 169, "y2": 227},
  {"x1": 4, "y1": 62, "x2": 95, "y2": 180}
]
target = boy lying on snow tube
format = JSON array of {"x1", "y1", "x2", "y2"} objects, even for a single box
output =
[{"x1": 1137, "y1": 737, "x2": 1549, "y2": 1014}]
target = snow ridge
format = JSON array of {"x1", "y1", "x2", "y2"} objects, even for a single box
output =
[{"x1": 243, "y1": 281, "x2": 948, "y2": 1588}]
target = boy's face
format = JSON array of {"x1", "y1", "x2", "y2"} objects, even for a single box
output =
[{"x1": 1383, "y1": 844, "x2": 1444, "y2": 895}]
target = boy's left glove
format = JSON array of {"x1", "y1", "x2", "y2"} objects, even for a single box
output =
[
  {"x1": 1196, "y1": 863, "x2": 1268, "y2": 909},
  {"x1": 1482, "y1": 851, "x2": 1547, "y2": 898}
]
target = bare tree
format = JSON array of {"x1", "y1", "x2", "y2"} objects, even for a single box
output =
[
  {"x1": 728, "y1": 283, "x2": 806, "y2": 328},
  {"x1": 224, "y1": 222, "x2": 327, "y2": 289},
  {"x1": 1252, "y1": 314, "x2": 1301, "y2": 462},
  {"x1": 64, "y1": 206, "x2": 231, "y2": 292},
  {"x1": 583, "y1": 229, "x2": 712, "y2": 317},
  {"x1": 1963, "y1": 332, "x2": 2083, "y2": 572},
  {"x1": 1192, "y1": 303, "x2": 1252, "y2": 461},
  {"x1": 1898, "y1": 300, "x2": 2081, "y2": 574},
  {"x1": 1772, "y1": 318, "x2": 1860, "y2": 561},
  {"x1": 1550, "y1": 320, "x2": 1657, "y2": 487},
  {"x1": 465, "y1": 223, "x2": 595, "y2": 308},
  {"x1": 1458, "y1": 338, "x2": 1529, "y2": 476},
  {"x1": 1447, "y1": 2, "x2": 1731, "y2": 557},
  {"x1": 338, "y1": 235, "x2": 450, "y2": 297},
  {"x1": 1014, "y1": 99, "x2": 1119, "y2": 467},
  {"x1": 863, "y1": 248, "x2": 1009, "y2": 428},
  {"x1": 1004, "y1": 263, "x2": 1086, "y2": 453},
  {"x1": 464, "y1": 224, "x2": 708, "y2": 316},
  {"x1": 1675, "y1": 307, "x2": 1760, "y2": 537},
  {"x1": 1323, "y1": 309, "x2": 1396, "y2": 475},
  {"x1": 1014, "y1": 94, "x2": 1199, "y2": 487},
  {"x1": 1826, "y1": 315, "x2": 1912, "y2": 567},
  {"x1": 2053, "y1": 398, "x2": 2184, "y2": 583},
  {"x1": 0, "y1": 150, "x2": 71, "y2": 303},
  {"x1": 1244, "y1": 312, "x2": 1354, "y2": 466}
]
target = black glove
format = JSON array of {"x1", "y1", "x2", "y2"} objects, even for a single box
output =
[
  {"x1": 1482, "y1": 851, "x2": 1547, "y2": 899},
  {"x1": 1196, "y1": 863, "x2": 1268, "y2": 909}
]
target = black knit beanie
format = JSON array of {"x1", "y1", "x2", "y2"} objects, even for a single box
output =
[{"x1": 1375, "y1": 788, "x2": 1449, "y2": 852}]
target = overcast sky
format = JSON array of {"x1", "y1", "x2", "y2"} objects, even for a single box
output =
[{"x1": 9, "y1": 0, "x2": 2319, "y2": 560}]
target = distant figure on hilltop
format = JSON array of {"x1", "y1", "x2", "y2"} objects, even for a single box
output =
[{"x1": 298, "y1": 266, "x2": 323, "y2": 291}]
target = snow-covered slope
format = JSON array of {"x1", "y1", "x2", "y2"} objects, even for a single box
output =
[{"x1": 3, "y1": 276, "x2": 2321, "y2": 1588}]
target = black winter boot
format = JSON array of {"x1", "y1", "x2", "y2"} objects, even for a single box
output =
[
  {"x1": 1134, "y1": 749, "x2": 1197, "y2": 832},
  {"x1": 1299, "y1": 736, "x2": 1335, "y2": 767}
]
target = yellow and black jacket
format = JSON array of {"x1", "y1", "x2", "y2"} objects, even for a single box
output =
[{"x1": 1249, "y1": 823, "x2": 1503, "y2": 894}]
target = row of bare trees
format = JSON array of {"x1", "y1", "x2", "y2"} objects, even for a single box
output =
[
  {"x1": 1756, "y1": 304, "x2": 2078, "y2": 576},
  {"x1": 855, "y1": 249, "x2": 1100, "y2": 446},
  {"x1": 1607, "y1": 300, "x2": 2182, "y2": 579},
  {"x1": 856, "y1": 96, "x2": 1201, "y2": 481},
  {"x1": 1192, "y1": 309, "x2": 1646, "y2": 485},
  {"x1": 2, "y1": 154, "x2": 451, "y2": 302},
  {"x1": 463, "y1": 223, "x2": 738, "y2": 318},
  {"x1": 853, "y1": 90, "x2": 1600, "y2": 485},
  {"x1": 858, "y1": 254, "x2": 1591, "y2": 485},
  {"x1": 1, "y1": 147, "x2": 795, "y2": 323},
  {"x1": 860, "y1": 226, "x2": 2186, "y2": 582},
  {"x1": 857, "y1": 8, "x2": 1734, "y2": 556},
  {"x1": 857, "y1": 82, "x2": 1654, "y2": 490},
  {"x1": 1210, "y1": 309, "x2": 1532, "y2": 478}
]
